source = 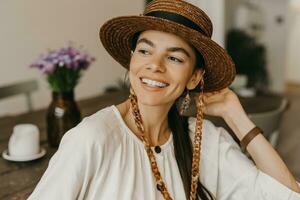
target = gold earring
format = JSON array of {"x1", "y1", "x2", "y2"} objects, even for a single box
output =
[
  {"x1": 195, "y1": 71, "x2": 205, "y2": 108},
  {"x1": 129, "y1": 86, "x2": 135, "y2": 96},
  {"x1": 130, "y1": 50, "x2": 134, "y2": 56},
  {"x1": 180, "y1": 90, "x2": 191, "y2": 115}
]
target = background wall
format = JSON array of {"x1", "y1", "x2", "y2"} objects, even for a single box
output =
[
  {"x1": 1, "y1": 0, "x2": 298, "y2": 117},
  {"x1": 285, "y1": 0, "x2": 300, "y2": 84},
  {"x1": 0, "y1": 0, "x2": 144, "y2": 116},
  {"x1": 257, "y1": 0, "x2": 288, "y2": 92},
  {"x1": 187, "y1": 0, "x2": 225, "y2": 46},
  {"x1": 0, "y1": 0, "x2": 225, "y2": 117},
  {"x1": 225, "y1": 0, "x2": 289, "y2": 92}
]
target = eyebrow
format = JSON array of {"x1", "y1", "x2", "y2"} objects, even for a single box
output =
[
  {"x1": 167, "y1": 47, "x2": 191, "y2": 58},
  {"x1": 137, "y1": 38, "x2": 154, "y2": 47},
  {"x1": 136, "y1": 37, "x2": 191, "y2": 58}
]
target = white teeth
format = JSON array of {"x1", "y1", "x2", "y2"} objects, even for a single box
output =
[{"x1": 141, "y1": 78, "x2": 167, "y2": 88}]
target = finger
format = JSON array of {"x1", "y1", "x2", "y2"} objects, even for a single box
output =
[
  {"x1": 203, "y1": 95, "x2": 219, "y2": 104},
  {"x1": 203, "y1": 92, "x2": 214, "y2": 97},
  {"x1": 203, "y1": 91, "x2": 222, "y2": 99},
  {"x1": 212, "y1": 91, "x2": 220, "y2": 94},
  {"x1": 220, "y1": 87, "x2": 230, "y2": 94}
]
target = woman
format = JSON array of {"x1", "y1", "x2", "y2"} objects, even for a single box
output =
[{"x1": 28, "y1": 0, "x2": 300, "y2": 199}]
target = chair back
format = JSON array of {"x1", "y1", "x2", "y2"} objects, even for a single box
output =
[
  {"x1": 0, "y1": 80, "x2": 38, "y2": 112},
  {"x1": 248, "y1": 98, "x2": 288, "y2": 140}
]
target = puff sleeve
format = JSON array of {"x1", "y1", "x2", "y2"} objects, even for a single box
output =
[{"x1": 27, "y1": 118, "x2": 101, "y2": 200}]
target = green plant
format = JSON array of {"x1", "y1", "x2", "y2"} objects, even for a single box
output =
[{"x1": 226, "y1": 29, "x2": 269, "y2": 89}]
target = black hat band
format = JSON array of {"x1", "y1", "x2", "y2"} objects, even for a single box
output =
[{"x1": 145, "y1": 11, "x2": 208, "y2": 37}]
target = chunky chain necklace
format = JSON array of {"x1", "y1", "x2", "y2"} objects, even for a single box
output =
[{"x1": 129, "y1": 75, "x2": 205, "y2": 200}]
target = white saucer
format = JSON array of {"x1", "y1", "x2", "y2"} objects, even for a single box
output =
[{"x1": 2, "y1": 148, "x2": 46, "y2": 162}]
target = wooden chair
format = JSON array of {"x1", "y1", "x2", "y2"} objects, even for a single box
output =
[{"x1": 0, "y1": 80, "x2": 38, "y2": 112}]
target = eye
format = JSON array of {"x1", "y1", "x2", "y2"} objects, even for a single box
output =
[
  {"x1": 168, "y1": 56, "x2": 183, "y2": 63},
  {"x1": 138, "y1": 49, "x2": 150, "y2": 55}
]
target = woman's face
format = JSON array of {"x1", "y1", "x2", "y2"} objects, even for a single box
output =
[{"x1": 129, "y1": 30, "x2": 202, "y2": 107}]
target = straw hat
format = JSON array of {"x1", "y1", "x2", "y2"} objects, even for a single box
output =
[{"x1": 100, "y1": 0, "x2": 236, "y2": 92}]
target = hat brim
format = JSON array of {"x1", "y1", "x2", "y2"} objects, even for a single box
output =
[{"x1": 100, "y1": 16, "x2": 236, "y2": 92}]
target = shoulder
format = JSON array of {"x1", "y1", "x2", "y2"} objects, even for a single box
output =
[
  {"x1": 44, "y1": 106, "x2": 123, "y2": 174},
  {"x1": 187, "y1": 117, "x2": 221, "y2": 141},
  {"x1": 188, "y1": 117, "x2": 219, "y2": 153},
  {"x1": 187, "y1": 117, "x2": 240, "y2": 155},
  {"x1": 59, "y1": 106, "x2": 121, "y2": 149},
  {"x1": 188, "y1": 117, "x2": 224, "y2": 136}
]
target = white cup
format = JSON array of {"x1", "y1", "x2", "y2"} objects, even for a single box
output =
[{"x1": 8, "y1": 124, "x2": 40, "y2": 157}]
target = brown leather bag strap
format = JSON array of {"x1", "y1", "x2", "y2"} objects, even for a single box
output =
[{"x1": 240, "y1": 126, "x2": 263, "y2": 150}]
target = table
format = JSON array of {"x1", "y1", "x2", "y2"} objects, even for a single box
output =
[
  {"x1": 0, "y1": 91, "x2": 128, "y2": 200},
  {"x1": 0, "y1": 90, "x2": 284, "y2": 199}
]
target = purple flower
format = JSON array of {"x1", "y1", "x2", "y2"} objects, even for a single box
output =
[
  {"x1": 29, "y1": 43, "x2": 95, "y2": 92},
  {"x1": 30, "y1": 44, "x2": 95, "y2": 74},
  {"x1": 42, "y1": 63, "x2": 55, "y2": 74}
]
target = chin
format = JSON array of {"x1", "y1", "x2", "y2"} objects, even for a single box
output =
[
  {"x1": 135, "y1": 92, "x2": 166, "y2": 106},
  {"x1": 134, "y1": 88, "x2": 179, "y2": 108}
]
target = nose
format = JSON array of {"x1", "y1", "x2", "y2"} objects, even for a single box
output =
[{"x1": 146, "y1": 55, "x2": 166, "y2": 73}]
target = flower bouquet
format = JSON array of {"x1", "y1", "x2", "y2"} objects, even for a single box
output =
[
  {"x1": 30, "y1": 45, "x2": 94, "y2": 92},
  {"x1": 30, "y1": 44, "x2": 95, "y2": 147}
]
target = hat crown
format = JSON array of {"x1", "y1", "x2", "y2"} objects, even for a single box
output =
[{"x1": 144, "y1": 0, "x2": 213, "y2": 38}]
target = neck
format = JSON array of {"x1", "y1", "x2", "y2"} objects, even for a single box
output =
[{"x1": 124, "y1": 99, "x2": 173, "y2": 146}]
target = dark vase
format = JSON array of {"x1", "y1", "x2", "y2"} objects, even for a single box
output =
[{"x1": 46, "y1": 91, "x2": 81, "y2": 147}]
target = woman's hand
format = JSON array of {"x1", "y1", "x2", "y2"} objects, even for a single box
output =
[
  {"x1": 202, "y1": 87, "x2": 242, "y2": 119},
  {"x1": 201, "y1": 87, "x2": 255, "y2": 139}
]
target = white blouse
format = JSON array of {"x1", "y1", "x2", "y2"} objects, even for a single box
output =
[{"x1": 28, "y1": 105, "x2": 300, "y2": 200}]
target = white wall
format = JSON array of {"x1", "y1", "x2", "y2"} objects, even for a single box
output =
[
  {"x1": 0, "y1": 0, "x2": 144, "y2": 116},
  {"x1": 187, "y1": 0, "x2": 225, "y2": 46},
  {"x1": 257, "y1": 0, "x2": 288, "y2": 92},
  {"x1": 225, "y1": 0, "x2": 289, "y2": 92},
  {"x1": 285, "y1": 0, "x2": 300, "y2": 84},
  {"x1": 225, "y1": 0, "x2": 240, "y2": 32}
]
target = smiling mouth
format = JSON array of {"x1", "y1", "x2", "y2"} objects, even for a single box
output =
[{"x1": 140, "y1": 77, "x2": 169, "y2": 88}]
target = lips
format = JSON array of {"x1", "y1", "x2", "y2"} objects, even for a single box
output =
[
  {"x1": 140, "y1": 77, "x2": 169, "y2": 88},
  {"x1": 140, "y1": 76, "x2": 169, "y2": 85}
]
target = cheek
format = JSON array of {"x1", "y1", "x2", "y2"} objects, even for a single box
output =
[
  {"x1": 128, "y1": 68, "x2": 142, "y2": 95},
  {"x1": 128, "y1": 70, "x2": 137, "y2": 87},
  {"x1": 128, "y1": 58, "x2": 142, "y2": 82},
  {"x1": 170, "y1": 67, "x2": 193, "y2": 87},
  {"x1": 129, "y1": 54, "x2": 144, "y2": 70}
]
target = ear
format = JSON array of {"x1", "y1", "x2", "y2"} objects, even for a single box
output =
[{"x1": 186, "y1": 69, "x2": 204, "y2": 90}]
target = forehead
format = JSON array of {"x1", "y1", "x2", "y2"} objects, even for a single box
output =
[{"x1": 137, "y1": 30, "x2": 194, "y2": 51}]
